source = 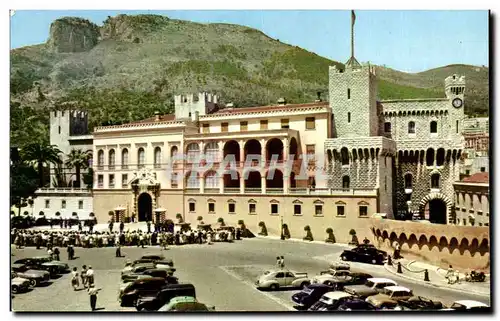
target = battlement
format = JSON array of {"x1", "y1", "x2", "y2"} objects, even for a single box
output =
[
  {"x1": 174, "y1": 92, "x2": 220, "y2": 119},
  {"x1": 444, "y1": 74, "x2": 466, "y2": 98},
  {"x1": 329, "y1": 63, "x2": 376, "y2": 75}
]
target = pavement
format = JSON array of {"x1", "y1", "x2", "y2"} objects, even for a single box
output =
[
  {"x1": 384, "y1": 258, "x2": 490, "y2": 296},
  {"x1": 10, "y1": 237, "x2": 491, "y2": 312}
]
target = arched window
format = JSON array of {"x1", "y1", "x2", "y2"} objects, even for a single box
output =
[
  {"x1": 431, "y1": 173, "x2": 440, "y2": 188},
  {"x1": 170, "y1": 146, "x2": 178, "y2": 158},
  {"x1": 205, "y1": 142, "x2": 219, "y2": 162},
  {"x1": 436, "y1": 148, "x2": 445, "y2": 166},
  {"x1": 154, "y1": 147, "x2": 161, "y2": 168},
  {"x1": 408, "y1": 121, "x2": 415, "y2": 134},
  {"x1": 341, "y1": 147, "x2": 349, "y2": 166},
  {"x1": 426, "y1": 148, "x2": 435, "y2": 166},
  {"x1": 430, "y1": 121, "x2": 438, "y2": 133},
  {"x1": 186, "y1": 143, "x2": 200, "y2": 163},
  {"x1": 138, "y1": 148, "x2": 145, "y2": 168},
  {"x1": 404, "y1": 173, "x2": 412, "y2": 189},
  {"x1": 121, "y1": 149, "x2": 129, "y2": 169},
  {"x1": 108, "y1": 149, "x2": 115, "y2": 169},
  {"x1": 205, "y1": 171, "x2": 219, "y2": 188},
  {"x1": 186, "y1": 172, "x2": 200, "y2": 188},
  {"x1": 97, "y1": 150, "x2": 104, "y2": 169},
  {"x1": 342, "y1": 175, "x2": 350, "y2": 189},
  {"x1": 384, "y1": 122, "x2": 391, "y2": 133}
]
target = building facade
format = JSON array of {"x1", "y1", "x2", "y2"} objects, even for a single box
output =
[{"x1": 453, "y1": 172, "x2": 489, "y2": 227}]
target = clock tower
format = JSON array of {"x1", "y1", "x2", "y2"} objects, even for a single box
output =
[{"x1": 445, "y1": 74, "x2": 465, "y2": 140}]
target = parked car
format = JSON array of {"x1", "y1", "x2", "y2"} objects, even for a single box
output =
[
  {"x1": 11, "y1": 273, "x2": 32, "y2": 294},
  {"x1": 136, "y1": 283, "x2": 196, "y2": 311},
  {"x1": 14, "y1": 257, "x2": 69, "y2": 275},
  {"x1": 336, "y1": 298, "x2": 378, "y2": 311},
  {"x1": 122, "y1": 260, "x2": 173, "y2": 274},
  {"x1": 344, "y1": 278, "x2": 397, "y2": 299},
  {"x1": 158, "y1": 296, "x2": 214, "y2": 312},
  {"x1": 11, "y1": 265, "x2": 50, "y2": 286},
  {"x1": 447, "y1": 300, "x2": 489, "y2": 310},
  {"x1": 308, "y1": 291, "x2": 354, "y2": 311},
  {"x1": 312, "y1": 272, "x2": 373, "y2": 289},
  {"x1": 394, "y1": 296, "x2": 444, "y2": 310},
  {"x1": 119, "y1": 277, "x2": 170, "y2": 307},
  {"x1": 291, "y1": 283, "x2": 334, "y2": 310},
  {"x1": 141, "y1": 255, "x2": 165, "y2": 261},
  {"x1": 255, "y1": 269, "x2": 310, "y2": 290},
  {"x1": 340, "y1": 246, "x2": 387, "y2": 265},
  {"x1": 366, "y1": 286, "x2": 413, "y2": 309},
  {"x1": 122, "y1": 268, "x2": 178, "y2": 284}
]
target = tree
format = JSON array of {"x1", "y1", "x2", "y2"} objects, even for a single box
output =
[
  {"x1": 83, "y1": 167, "x2": 94, "y2": 189},
  {"x1": 21, "y1": 143, "x2": 62, "y2": 187},
  {"x1": 65, "y1": 149, "x2": 92, "y2": 188},
  {"x1": 10, "y1": 161, "x2": 38, "y2": 211}
]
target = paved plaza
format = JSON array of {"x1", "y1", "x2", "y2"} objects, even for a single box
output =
[{"x1": 11, "y1": 237, "x2": 490, "y2": 312}]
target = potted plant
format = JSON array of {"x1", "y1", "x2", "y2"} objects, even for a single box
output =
[
  {"x1": 176, "y1": 213, "x2": 184, "y2": 223},
  {"x1": 197, "y1": 216, "x2": 204, "y2": 225},
  {"x1": 282, "y1": 224, "x2": 291, "y2": 239},
  {"x1": 303, "y1": 225, "x2": 313, "y2": 241},
  {"x1": 325, "y1": 228, "x2": 336, "y2": 243},
  {"x1": 349, "y1": 229, "x2": 359, "y2": 246},
  {"x1": 258, "y1": 221, "x2": 268, "y2": 236},
  {"x1": 23, "y1": 211, "x2": 29, "y2": 216},
  {"x1": 217, "y1": 217, "x2": 225, "y2": 226}
]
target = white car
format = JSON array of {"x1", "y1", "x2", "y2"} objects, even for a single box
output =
[
  {"x1": 308, "y1": 291, "x2": 354, "y2": 311},
  {"x1": 447, "y1": 300, "x2": 489, "y2": 310},
  {"x1": 366, "y1": 285, "x2": 413, "y2": 309},
  {"x1": 344, "y1": 278, "x2": 398, "y2": 298},
  {"x1": 311, "y1": 269, "x2": 351, "y2": 285},
  {"x1": 255, "y1": 269, "x2": 310, "y2": 290}
]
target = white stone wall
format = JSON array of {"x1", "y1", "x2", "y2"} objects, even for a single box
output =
[{"x1": 33, "y1": 191, "x2": 93, "y2": 219}]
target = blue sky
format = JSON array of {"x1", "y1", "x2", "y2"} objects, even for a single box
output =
[{"x1": 10, "y1": 10, "x2": 489, "y2": 73}]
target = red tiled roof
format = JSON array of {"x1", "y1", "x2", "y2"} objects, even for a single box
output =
[
  {"x1": 129, "y1": 114, "x2": 176, "y2": 124},
  {"x1": 462, "y1": 172, "x2": 489, "y2": 184},
  {"x1": 214, "y1": 101, "x2": 329, "y2": 114}
]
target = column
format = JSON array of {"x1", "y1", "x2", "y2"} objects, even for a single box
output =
[
  {"x1": 239, "y1": 140, "x2": 245, "y2": 166},
  {"x1": 261, "y1": 139, "x2": 267, "y2": 165},
  {"x1": 200, "y1": 176, "x2": 205, "y2": 194},
  {"x1": 283, "y1": 138, "x2": 289, "y2": 162},
  {"x1": 219, "y1": 175, "x2": 224, "y2": 194},
  {"x1": 283, "y1": 173, "x2": 289, "y2": 194},
  {"x1": 261, "y1": 174, "x2": 266, "y2": 194},
  {"x1": 218, "y1": 140, "x2": 224, "y2": 163},
  {"x1": 240, "y1": 174, "x2": 245, "y2": 194}
]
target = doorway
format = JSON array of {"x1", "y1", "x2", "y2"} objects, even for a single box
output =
[
  {"x1": 138, "y1": 193, "x2": 152, "y2": 222},
  {"x1": 428, "y1": 199, "x2": 447, "y2": 224}
]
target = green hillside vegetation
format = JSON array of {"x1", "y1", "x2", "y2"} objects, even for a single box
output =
[{"x1": 10, "y1": 14, "x2": 489, "y2": 148}]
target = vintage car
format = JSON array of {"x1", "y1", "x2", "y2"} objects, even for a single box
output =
[
  {"x1": 120, "y1": 275, "x2": 154, "y2": 293},
  {"x1": 255, "y1": 269, "x2": 310, "y2": 290},
  {"x1": 308, "y1": 291, "x2": 354, "y2": 311},
  {"x1": 11, "y1": 273, "x2": 32, "y2": 294},
  {"x1": 366, "y1": 286, "x2": 413, "y2": 309},
  {"x1": 14, "y1": 257, "x2": 69, "y2": 275},
  {"x1": 158, "y1": 296, "x2": 215, "y2": 312},
  {"x1": 122, "y1": 263, "x2": 157, "y2": 277},
  {"x1": 136, "y1": 283, "x2": 196, "y2": 311},
  {"x1": 291, "y1": 283, "x2": 334, "y2": 310},
  {"x1": 394, "y1": 296, "x2": 444, "y2": 310},
  {"x1": 312, "y1": 272, "x2": 373, "y2": 290},
  {"x1": 119, "y1": 277, "x2": 170, "y2": 307},
  {"x1": 122, "y1": 259, "x2": 174, "y2": 274},
  {"x1": 122, "y1": 268, "x2": 178, "y2": 284},
  {"x1": 336, "y1": 298, "x2": 378, "y2": 311},
  {"x1": 141, "y1": 255, "x2": 165, "y2": 261},
  {"x1": 340, "y1": 246, "x2": 387, "y2": 265},
  {"x1": 11, "y1": 265, "x2": 50, "y2": 286},
  {"x1": 343, "y1": 278, "x2": 397, "y2": 298},
  {"x1": 447, "y1": 300, "x2": 489, "y2": 310}
]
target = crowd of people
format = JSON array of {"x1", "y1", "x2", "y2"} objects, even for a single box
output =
[{"x1": 11, "y1": 223, "x2": 242, "y2": 253}]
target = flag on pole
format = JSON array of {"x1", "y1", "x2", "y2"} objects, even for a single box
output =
[{"x1": 351, "y1": 10, "x2": 356, "y2": 27}]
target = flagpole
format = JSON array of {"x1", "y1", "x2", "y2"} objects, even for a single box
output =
[{"x1": 351, "y1": 10, "x2": 355, "y2": 60}]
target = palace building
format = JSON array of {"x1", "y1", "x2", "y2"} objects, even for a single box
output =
[{"x1": 36, "y1": 13, "x2": 469, "y2": 242}]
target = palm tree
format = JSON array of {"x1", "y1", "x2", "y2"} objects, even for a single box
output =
[
  {"x1": 21, "y1": 143, "x2": 62, "y2": 187},
  {"x1": 65, "y1": 149, "x2": 92, "y2": 188}
]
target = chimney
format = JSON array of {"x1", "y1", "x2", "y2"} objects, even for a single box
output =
[
  {"x1": 154, "y1": 111, "x2": 161, "y2": 121},
  {"x1": 277, "y1": 97, "x2": 286, "y2": 106},
  {"x1": 316, "y1": 92, "x2": 322, "y2": 102}
]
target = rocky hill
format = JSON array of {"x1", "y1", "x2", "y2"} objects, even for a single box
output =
[{"x1": 10, "y1": 14, "x2": 489, "y2": 147}]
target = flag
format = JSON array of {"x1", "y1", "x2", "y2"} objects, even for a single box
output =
[{"x1": 351, "y1": 10, "x2": 356, "y2": 27}]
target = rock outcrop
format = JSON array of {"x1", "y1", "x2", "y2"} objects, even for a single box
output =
[{"x1": 47, "y1": 17, "x2": 100, "y2": 53}]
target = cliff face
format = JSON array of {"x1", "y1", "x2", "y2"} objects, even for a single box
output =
[
  {"x1": 47, "y1": 17, "x2": 100, "y2": 53},
  {"x1": 100, "y1": 14, "x2": 171, "y2": 43}
]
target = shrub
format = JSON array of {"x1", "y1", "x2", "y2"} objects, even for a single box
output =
[
  {"x1": 39, "y1": 211, "x2": 44, "y2": 216},
  {"x1": 217, "y1": 217, "x2": 225, "y2": 223},
  {"x1": 258, "y1": 221, "x2": 265, "y2": 227},
  {"x1": 282, "y1": 224, "x2": 288, "y2": 229},
  {"x1": 108, "y1": 210, "x2": 114, "y2": 215},
  {"x1": 197, "y1": 216, "x2": 203, "y2": 221},
  {"x1": 304, "y1": 225, "x2": 311, "y2": 231},
  {"x1": 349, "y1": 229, "x2": 357, "y2": 236},
  {"x1": 238, "y1": 219, "x2": 244, "y2": 225},
  {"x1": 23, "y1": 211, "x2": 29, "y2": 215},
  {"x1": 176, "y1": 213, "x2": 182, "y2": 219},
  {"x1": 55, "y1": 211, "x2": 61, "y2": 216},
  {"x1": 326, "y1": 228, "x2": 333, "y2": 234}
]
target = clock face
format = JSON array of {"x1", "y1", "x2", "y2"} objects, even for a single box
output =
[{"x1": 452, "y1": 98, "x2": 463, "y2": 108}]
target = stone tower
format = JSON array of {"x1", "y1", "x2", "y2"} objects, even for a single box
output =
[{"x1": 445, "y1": 74, "x2": 466, "y2": 140}]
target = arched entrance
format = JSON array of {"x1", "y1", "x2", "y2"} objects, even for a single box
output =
[
  {"x1": 418, "y1": 192, "x2": 452, "y2": 225},
  {"x1": 138, "y1": 193, "x2": 152, "y2": 222},
  {"x1": 428, "y1": 199, "x2": 447, "y2": 224}
]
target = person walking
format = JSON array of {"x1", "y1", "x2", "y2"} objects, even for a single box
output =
[
  {"x1": 86, "y1": 266, "x2": 95, "y2": 287},
  {"x1": 47, "y1": 248, "x2": 53, "y2": 260},
  {"x1": 115, "y1": 243, "x2": 122, "y2": 258},
  {"x1": 88, "y1": 285, "x2": 101, "y2": 311},
  {"x1": 119, "y1": 221, "x2": 124, "y2": 234},
  {"x1": 81, "y1": 265, "x2": 88, "y2": 289},
  {"x1": 147, "y1": 221, "x2": 151, "y2": 233},
  {"x1": 53, "y1": 247, "x2": 60, "y2": 261},
  {"x1": 140, "y1": 233, "x2": 145, "y2": 248},
  {"x1": 78, "y1": 221, "x2": 83, "y2": 233},
  {"x1": 71, "y1": 267, "x2": 80, "y2": 290}
]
